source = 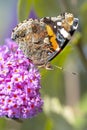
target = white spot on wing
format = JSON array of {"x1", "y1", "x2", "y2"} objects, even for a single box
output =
[
  {"x1": 54, "y1": 26, "x2": 56, "y2": 28},
  {"x1": 46, "y1": 17, "x2": 50, "y2": 19},
  {"x1": 56, "y1": 47, "x2": 60, "y2": 51},
  {"x1": 60, "y1": 28, "x2": 71, "y2": 39},
  {"x1": 57, "y1": 22, "x2": 62, "y2": 26},
  {"x1": 44, "y1": 37, "x2": 50, "y2": 44},
  {"x1": 51, "y1": 17, "x2": 59, "y2": 22}
]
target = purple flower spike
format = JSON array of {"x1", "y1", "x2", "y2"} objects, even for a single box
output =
[
  {"x1": 0, "y1": 39, "x2": 43, "y2": 119},
  {"x1": 29, "y1": 9, "x2": 37, "y2": 19}
]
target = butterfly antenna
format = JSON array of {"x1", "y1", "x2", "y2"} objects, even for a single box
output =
[{"x1": 54, "y1": 65, "x2": 78, "y2": 76}]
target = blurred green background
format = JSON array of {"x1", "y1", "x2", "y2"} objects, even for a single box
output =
[{"x1": 1, "y1": 0, "x2": 87, "y2": 130}]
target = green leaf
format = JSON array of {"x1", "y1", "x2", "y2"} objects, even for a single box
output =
[
  {"x1": 44, "y1": 118, "x2": 53, "y2": 130},
  {"x1": 72, "y1": 32, "x2": 82, "y2": 45},
  {"x1": 18, "y1": 0, "x2": 33, "y2": 22},
  {"x1": 0, "y1": 118, "x2": 6, "y2": 130}
]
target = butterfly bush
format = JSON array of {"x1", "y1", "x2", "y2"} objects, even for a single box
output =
[{"x1": 0, "y1": 39, "x2": 43, "y2": 119}]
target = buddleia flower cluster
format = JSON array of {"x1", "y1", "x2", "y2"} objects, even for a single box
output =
[{"x1": 0, "y1": 39, "x2": 43, "y2": 119}]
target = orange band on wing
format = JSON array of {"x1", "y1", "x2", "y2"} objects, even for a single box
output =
[{"x1": 46, "y1": 25, "x2": 59, "y2": 50}]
